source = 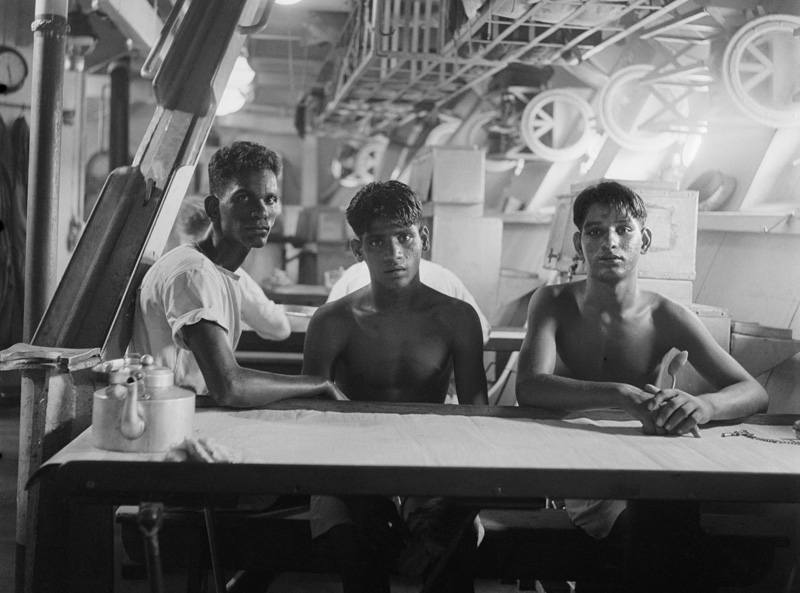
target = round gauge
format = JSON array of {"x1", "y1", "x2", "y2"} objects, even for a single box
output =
[{"x1": 0, "y1": 45, "x2": 28, "y2": 95}]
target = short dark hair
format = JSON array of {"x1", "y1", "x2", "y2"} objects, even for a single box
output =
[
  {"x1": 573, "y1": 180, "x2": 647, "y2": 230},
  {"x1": 346, "y1": 180, "x2": 422, "y2": 237},
  {"x1": 208, "y1": 141, "x2": 282, "y2": 197}
]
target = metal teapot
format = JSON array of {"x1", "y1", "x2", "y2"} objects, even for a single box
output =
[{"x1": 91, "y1": 354, "x2": 195, "y2": 452}]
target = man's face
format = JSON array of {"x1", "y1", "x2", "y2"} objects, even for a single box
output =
[
  {"x1": 212, "y1": 169, "x2": 279, "y2": 250},
  {"x1": 573, "y1": 204, "x2": 651, "y2": 281},
  {"x1": 351, "y1": 217, "x2": 429, "y2": 290}
]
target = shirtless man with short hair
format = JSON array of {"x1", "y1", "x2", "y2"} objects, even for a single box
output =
[
  {"x1": 303, "y1": 180, "x2": 487, "y2": 407},
  {"x1": 302, "y1": 180, "x2": 488, "y2": 593},
  {"x1": 515, "y1": 180, "x2": 768, "y2": 592}
]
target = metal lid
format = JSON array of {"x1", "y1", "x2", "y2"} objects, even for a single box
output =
[{"x1": 143, "y1": 366, "x2": 174, "y2": 388}]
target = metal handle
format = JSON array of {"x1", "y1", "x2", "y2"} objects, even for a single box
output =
[
  {"x1": 237, "y1": 0, "x2": 274, "y2": 35},
  {"x1": 141, "y1": 0, "x2": 188, "y2": 79}
]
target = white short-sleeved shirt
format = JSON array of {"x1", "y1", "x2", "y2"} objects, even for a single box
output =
[
  {"x1": 326, "y1": 259, "x2": 491, "y2": 344},
  {"x1": 565, "y1": 499, "x2": 627, "y2": 539},
  {"x1": 131, "y1": 243, "x2": 289, "y2": 396}
]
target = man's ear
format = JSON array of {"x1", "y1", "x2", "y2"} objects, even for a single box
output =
[
  {"x1": 350, "y1": 238, "x2": 364, "y2": 262},
  {"x1": 641, "y1": 227, "x2": 652, "y2": 254},
  {"x1": 205, "y1": 194, "x2": 220, "y2": 222},
  {"x1": 572, "y1": 231, "x2": 584, "y2": 259},
  {"x1": 420, "y1": 225, "x2": 430, "y2": 252}
]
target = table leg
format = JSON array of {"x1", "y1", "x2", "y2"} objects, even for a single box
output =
[
  {"x1": 204, "y1": 507, "x2": 227, "y2": 593},
  {"x1": 138, "y1": 502, "x2": 165, "y2": 593}
]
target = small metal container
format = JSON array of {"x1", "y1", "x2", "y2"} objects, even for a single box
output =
[{"x1": 91, "y1": 354, "x2": 195, "y2": 452}]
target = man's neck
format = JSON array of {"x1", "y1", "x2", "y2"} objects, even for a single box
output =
[
  {"x1": 583, "y1": 275, "x2": 640, "y2": 314},
  {"x1": 369, "y1": 277, "x2": 425, "y2": 311},
  {"x1": 195, "y1": 234, "x2": 249, "y2": 272}
]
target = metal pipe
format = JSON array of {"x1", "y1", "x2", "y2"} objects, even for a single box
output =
[
  {"x1": 108, "y1": 56, "x2": 130, "y2": 169},
  {"x1": 24, "y1": 0, "x2": 68, "y2": 342}
]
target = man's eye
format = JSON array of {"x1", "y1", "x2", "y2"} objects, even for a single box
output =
[
  {"x1": 398, "y1": 234, "x2": 412, "y2": 243},
  {"x1": 368, "y1": 239, "x2": 381, "y2": 247},
  {"x1": 266, "y1": 196, "x2": 278, "y2": 205}
]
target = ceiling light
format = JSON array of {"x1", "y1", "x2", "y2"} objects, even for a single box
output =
[
  {"x1": 275, "y1": 0, "x2": 303, "y2": 5},
  {"x1": 216, "y1": 87, "x2": 246, "y2": 116}
]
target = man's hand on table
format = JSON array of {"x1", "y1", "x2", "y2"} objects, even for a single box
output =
[
  {"x1": 645, "y1": 384, "x2": 709, "y2": 437},
  {"x1": 617, "y1": 383, "x2": 659, "y2": 434}
]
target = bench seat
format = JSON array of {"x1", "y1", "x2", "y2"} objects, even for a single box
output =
[{"x1": 117, "y1": 505, "x2": 790, "y2": 590}]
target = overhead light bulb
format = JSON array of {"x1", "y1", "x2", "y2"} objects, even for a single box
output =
[
  {"x1": 229, "y1": 54, "x2": 255, "y2": 89},
  {"x1": 216, "y1": 87, "x2": 246, "y2": 116}
]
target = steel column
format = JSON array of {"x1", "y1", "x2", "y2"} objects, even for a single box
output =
[
  {"x1": 24, "y1": 0, "x2": 68, "y2": 342},
  {"x1": 108, "y1": 56, "x2": 131, "y2": 170}
]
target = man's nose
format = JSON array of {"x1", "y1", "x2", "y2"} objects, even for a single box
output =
[
  {"x1": 251, "y1": 200, "x2": 269, "y2": 219},
  {"x1": 603, "y1": 230, "x2": 620, "y2": 247},
  {"x1": 385, "y1": 239, "x2": 402, "y2": 259}
]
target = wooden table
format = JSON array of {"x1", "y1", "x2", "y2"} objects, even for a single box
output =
[{"x1": 29, "y1": 402, "x2": 800, "y2": 590}]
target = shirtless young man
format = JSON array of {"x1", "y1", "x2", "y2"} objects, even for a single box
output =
[
  {"x1": 132, "y1": 141, "x2": 344, "y2": 406},
  {"x1": 303, "y1": 180, "x2": 487, "y2": 406},
  {"x1": 302, "y1": 180, "x2": 488, "y2": 593},
  {"x1": 515, "y1": 180, "x2": 768, "y2": 591}
]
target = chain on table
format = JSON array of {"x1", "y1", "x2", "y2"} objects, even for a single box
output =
[{"x1": 721, "y1": 429, "x2": 800, "y2": 445}]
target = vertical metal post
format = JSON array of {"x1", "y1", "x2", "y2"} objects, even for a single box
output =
[
  {"x1": 108, "y1": 56, "x2": 130, "y2": 169},
  {"x1": 24, "y1": 0, "x2": 68, "y2": 342}
]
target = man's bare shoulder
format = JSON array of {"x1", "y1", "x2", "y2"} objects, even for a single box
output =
[
  {"x1": 529, "y1": 280, "x2": 582, "y2": 314},
  {"x1": 419, "y1": 285, "x2": 477, "y2": 318},
  {"x1": 309, "y1": 290, "x2": 362, "y2": 330},
  {"x1": 647, "y1": 291, "x2": 700, "y2": 328}
]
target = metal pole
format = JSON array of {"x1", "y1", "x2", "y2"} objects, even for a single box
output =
[
  {"x1": 23, "y1": 0, "x2": 68, "y2": 343},
  {"x1": 108, "y1": 56, "x2": 130, "y2": 169}
]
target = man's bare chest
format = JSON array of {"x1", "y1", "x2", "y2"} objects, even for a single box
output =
[
  {"x1": 343, "y1": 314, "x2": 451, "y2": 378},
  {"x1": 556, "y1": 316, "x2": 663, "y2": 385}
]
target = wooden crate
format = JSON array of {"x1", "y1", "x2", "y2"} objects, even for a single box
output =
[
  {"x1": 429, "y1": 216, "x2": 502, "y2": 320},
  {"x1": 544, "y1": 182, "x2": 699, "y2": 281},
  {"x1": 408, "y1": 146, "x2": 485, "y2": 205}
]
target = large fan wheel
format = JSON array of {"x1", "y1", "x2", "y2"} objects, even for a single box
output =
[
  {"x1": 722, "y1": 14, "x2": 800, "y2": 128},
  {"x1": 596, "y1": 64, "x2": 686, "y2": 152},
  {"x1": 353, "y1": 136, "x2": 388, "y2": 183},
  {"x1": 519, "y1": 89, "x2": 596, "y2": 162}
]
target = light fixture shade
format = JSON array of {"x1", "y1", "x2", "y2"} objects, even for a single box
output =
[
  {"x1": 216, "y1": 87, "x2": 246, "y2": 116},
  {"x1": 229, "y1": 55, "x2": 256, "y2": 89}
]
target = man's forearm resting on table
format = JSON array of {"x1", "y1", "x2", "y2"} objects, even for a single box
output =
[
  {"x1": 688, "y1": 381, "x2": 768, "y2": 422},
  {"x1": 205, "y1": 367, "x2": 337, "y2": 408},
  {"x1": 183, "y1": 319, "x2": 337, "y2": 407},
  {"x1": 516, "y1": 373, "x2": 639, "y2": 413}
]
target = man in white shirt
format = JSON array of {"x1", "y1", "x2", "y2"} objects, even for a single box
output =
[{"x1": 131, "y1": 141, "x2": 344, "y2": 405}]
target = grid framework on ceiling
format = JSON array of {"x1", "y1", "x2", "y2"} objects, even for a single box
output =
[{"x1": 315, "y1": 0, "x2": 708, "y2": 133}]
